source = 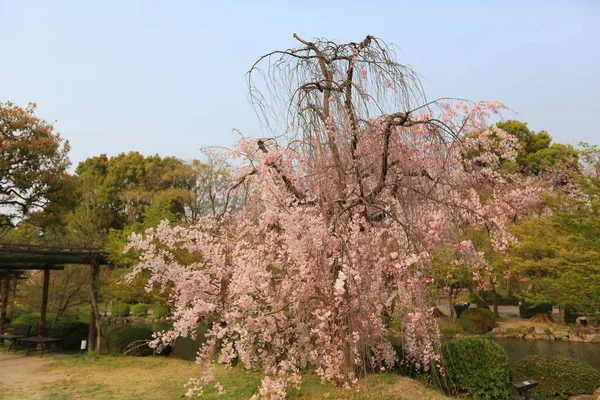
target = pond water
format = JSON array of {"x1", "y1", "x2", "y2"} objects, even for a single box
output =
[
  {"x1": 492, "y1": 337, "x2": 600, "y2": 371},
  {"x1": 104, "y1": 323, "x2": 600, "y2": 371}
]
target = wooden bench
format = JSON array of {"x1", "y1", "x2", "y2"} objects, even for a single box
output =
[
  {"x1": 18, "y1": 325, "x2": 63, "y2": 357},
  {"x1": 0, "y1": 324, "x2": 32, "y2": 352}
]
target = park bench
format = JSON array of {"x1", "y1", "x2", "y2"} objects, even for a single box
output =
[
  {"x1": 18, "y1": 325, "x2": 63, "y2": 357},
  {"x1": 0, "y1": 324, "x2": 32, "y2": 352}
]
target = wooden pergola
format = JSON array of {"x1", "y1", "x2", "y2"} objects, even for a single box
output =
[{"x1": 0, "y1": 243, "x2": 109, "y2": 352}]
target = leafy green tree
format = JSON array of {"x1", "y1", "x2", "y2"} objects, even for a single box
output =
[{"x1": 496, "y1": 120, "x2": 578, "y2": 176}]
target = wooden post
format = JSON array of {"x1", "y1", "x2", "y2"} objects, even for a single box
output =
[
  {"x1": 40, "y1": 269, "x2": 51, "y2": 326},
  {"x1": 9, "y1": 277, "x2": 17, "y2": 323},
  {"x1": 0, "y1": 276, "x2": 9, "y2": 335}
]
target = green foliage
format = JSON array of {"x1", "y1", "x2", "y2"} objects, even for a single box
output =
[
  {"x1": 469, "y1": 290, "x2": 519, "y2": 306},
  {"x1": 511, "y1": 216, "x2": 600, "y2": 321},
  {"x1": 152, "y1": 305, "x2": 169, "y2": 319},
  {"x1": 495, "y1": 120, "x2": 578, "y2": 175},
  {"x1": 131, "y1": 303, "x2": 148, "y2": 317},
  {"x1": 441, "y1": 337, "x2": 511, "y2": 399},
  {"x1": 106, "y1": 325, "x2": 154, "y2": 356},
  {"x1": 515, "y1": 355, "x2": 600, "y2": 399},
  {"x1": 110, "y1": 302, "x2": 130, "y2": 318},
  {"x1": 519, "y1": 298, "x2": 553, "y2": 318},
  {"x1": 458, "y1": 308, "x2": 496, "y2": 334},
  {"x1": 13, "y1": 312, "x2": 58, "y2": 326}
]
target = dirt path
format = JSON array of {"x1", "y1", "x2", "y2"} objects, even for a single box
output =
[{"x1": 0, "y1": 353, "x2": 64, "y2": 395}]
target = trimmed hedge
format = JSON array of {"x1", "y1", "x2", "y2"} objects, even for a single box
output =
[
  {"x1": 152, "y1": 305, "x2": 169, "y2": 319},
  {"x1": 519, "y1": 299, "x2": 552, "y2": 318},
  {"x1": 106, "y1": 325, "x2": 154, "y2": 356},
  {"x1": 442, "y1": 337, "x2": 511, "y2": 399},
  {"x1": 111, "y1": 302, "x2": 131, "y2": 318},
  {"x1": 458, "y1": 308, "x2": 495, "y2": 334},
  {"x1": 13, "y1": 312, "x2": 58, "y2": 326},
  {"x1": 515, "y1": 355, "x2": 600, "y2": 399},
  {"x1": 131, "y1": 303, "x2": 148, "y2": 317}
]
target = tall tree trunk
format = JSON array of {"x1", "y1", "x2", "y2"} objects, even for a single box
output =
[
  {"x1": 88, "y1": 305, "x2": 96, "y2": 354},
  {"x1": 89, "y1": 261, "x2": 102, "y2": 353},
  {"x1": 448, "y1": 292, "x2": 457, "y2": 323},
  {"x1": 492, "y1": 289, "x2": 499, "y2": 318}
]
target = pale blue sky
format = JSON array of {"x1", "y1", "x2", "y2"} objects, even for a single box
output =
[{"x1": 1, "y1": 0, "x2": 598, "y2": 166}]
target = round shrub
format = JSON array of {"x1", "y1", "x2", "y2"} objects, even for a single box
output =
[
  {"x1": 152, "y1": 305, "x2": 169, "y2": 319},
  {"x1": 131, "y1": 303, "x2": 148, "y2": 317},
  {"x1": 442, "y1": 337, "x2": 511, "y2": 399},
  {"x1": 106, "y1": 325, "x2": 154, "y2": 356},
  {"x1": 13, "y1": 312, "x2": 58, "y2": 326},
  {"x1": 519, "y1": 299, "x2": 552, "y2": 318},
  {"x1": 458, "y1": 308, "x2": 496, "y2": 334},
  {"x1": 111, "y1": 302, "x2": 130, "y2": 318},
  {"x1": 515, "y1": 355, "x2": 600, "y2": 399}
]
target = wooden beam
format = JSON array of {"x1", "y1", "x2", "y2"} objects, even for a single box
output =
[
  {"x1": 40, "y1": 269, "x2": 51, "y2": 326},
  {"x1": 0, "y1": 252, "x2": 107, "y2": 265},
  {"x1": 0, "y1": 264, "x2": 65, "y2": 271}
]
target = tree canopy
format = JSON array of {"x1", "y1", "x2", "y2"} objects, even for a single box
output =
[{"x1": 0, "y1": 102, "x2": 71, "y2": 226}]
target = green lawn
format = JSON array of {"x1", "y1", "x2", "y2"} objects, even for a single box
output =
[{"x1": 0, "y1": 353, "x2": 452, "y2": 399}]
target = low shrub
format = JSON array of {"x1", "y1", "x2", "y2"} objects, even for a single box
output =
[
  {"x1": 152, "y1": 305, "x2": 169, "y2": 319},
  {"x1": 458, "y1": 308, "x2": 496, "y2": 334},
  {"x1": 131, "y1": 303, "x2": 148, "y2": 317},
  {"x1": 515, "y1": 355, "x2": 600, "y2": 399},
  {"x1": 519, "y1": 299, "x2": 552, "y2": 318},
  {"x1": 13, "y1": 312, "x2": 58, "y2": 326},
  {"x1": 441, "y1": 337, "x2": 511, "y2": 399},
  {"x1": 111, "y1": 302, "x2": 131, "y2": 318},
  {"x1": 106, "y1": 325, "x2": 154, "y2": 356}
]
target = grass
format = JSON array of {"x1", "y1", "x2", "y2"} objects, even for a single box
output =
[{"x1": 0, "y1": 353, "x2": 452, "y2": 400}]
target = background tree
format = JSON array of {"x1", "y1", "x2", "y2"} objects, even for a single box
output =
[{"x1": 0, "y1": 101, "x2": 71, "y2": 226}]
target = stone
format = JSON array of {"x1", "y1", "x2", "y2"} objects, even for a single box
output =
[
  {"x1": 553, "y1": 329, "x2": 570, "y2": 340},
  {"x1": 534, "y1": 326, "x2": 547, "y2": 335},
  {"x1": 591, "y1": 386, "x2": 600, "y2": 400},
  {"x1": 568, "y1": 395, "x2": 592, "y2": 400}
]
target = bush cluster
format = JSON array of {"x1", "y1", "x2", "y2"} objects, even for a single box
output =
[
  {"x1": 106, "y1": 325, "x2": 154, "y2": 356},
  {"x1": 515, "y1": 355, "x2": 600, "y2": 399},
  {"x1": 519, "y1": 299, "x2": 553, "y2": 318},
  {"x1": 152, "y1": 304, "x2": 169, "y2": 319},
  {"x1": 131, "y1": 303, "x2": 148, "y2": 317},
  {"x1": 13, "y1": 312, "x2": 58, "y2": 326},
  {"x1": 458, "y1": 308, "x2": 496, "y2": 334},
  {"x1": 111, "y1": 302, "x2": 131, "y2": 318},
  {"x1": 441, "y1": 337, "x2": 511, "y2": 399}
]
